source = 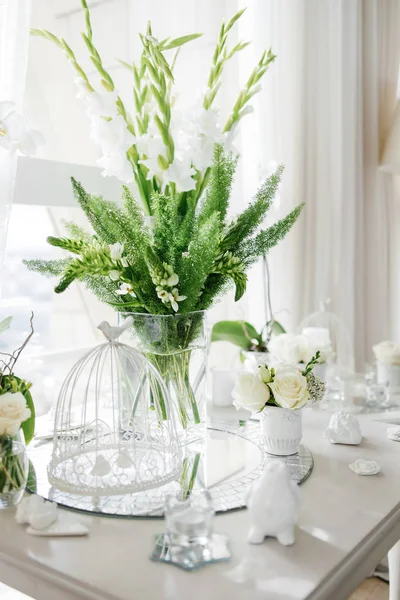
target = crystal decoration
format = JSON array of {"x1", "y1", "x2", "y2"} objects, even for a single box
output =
[{"x1": 48, "y1": 320, "x2": 182, "y2": 496}]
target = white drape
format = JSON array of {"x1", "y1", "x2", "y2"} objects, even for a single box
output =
[
  {"x1": 0, "y1": 0, "x2": 32, "y2": 266},
  {"x1": 246, "y1": 0, "x2": 400, "y2": 369}
]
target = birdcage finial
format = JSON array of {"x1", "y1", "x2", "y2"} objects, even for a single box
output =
[{"x1": 97, "y1": 316, "x2": 133, "y2": 342}]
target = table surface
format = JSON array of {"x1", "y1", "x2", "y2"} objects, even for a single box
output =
[{"x1": 0, "y1": 409, "x2": 400, "y2": 600}]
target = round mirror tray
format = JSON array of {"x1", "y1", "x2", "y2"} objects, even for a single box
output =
[{"x1": 27, "y1": 419, "x2": 313, "y2": 519}]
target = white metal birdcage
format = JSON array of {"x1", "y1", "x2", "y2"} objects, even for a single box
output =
[{"x1": 48, "y1": 320, "x2": 182, "y2": 496}]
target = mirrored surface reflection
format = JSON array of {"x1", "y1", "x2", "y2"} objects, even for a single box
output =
[{"x1": 27, "y1": 421, "x2": 313, "y2": 518}]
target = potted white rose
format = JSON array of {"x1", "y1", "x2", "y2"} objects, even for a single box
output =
[
  {"x1": 373, "y1": 341, "x2": 400, "y2": 390},
  {"x1": 0, "y1": 315, "x2": 35, "y2": 508},
  {"x1": 232, "y1": 352, "x2": 325, "y2": 455}
]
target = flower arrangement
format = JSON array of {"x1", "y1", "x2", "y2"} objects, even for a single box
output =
[
  {"x1": 0, "y1": 315, "x2": 35, "y2": 502},
  {"x1": 31, "y1": 3, "x2": 275, "y2": 216},
  {"x1": 232, "y1": 352, "x2": 325, "y2": 413},
  {"x1": 25, "y1": 3, "x2": 305, "y2": 433}
]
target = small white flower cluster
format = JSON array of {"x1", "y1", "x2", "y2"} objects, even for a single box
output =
[
  {"x1": 106, "y1": 243, "x2": 137, "y2": 298},
  {"x1": 0, "y1": 101, "x2": 43, "y2": 156},
  {"x1": 150, "y1": 263, "x2": 186, "y2": 312}
]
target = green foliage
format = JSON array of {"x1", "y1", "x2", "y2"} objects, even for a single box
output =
[
  {"x1": 211, "y1": 320, "x2": 262, "y2": 349},
  {"x1": 23, "y1": 258, "x2": 72, "y2": 277},
  {"x1": 25, "y1": 148, "x2": 304, "y2": 322},
  {"x1": 239, "y1": 202, "x2": 305, "y2": 265},
  {"x1": 178, "y1": 213, "x2": 220, "y2": 312},
  {"x1": 221, "y1": 165, "x2": 284, "y2": 253},
  {"x1": 198, "y1": 145, "x2": 237, "y2": 226}
]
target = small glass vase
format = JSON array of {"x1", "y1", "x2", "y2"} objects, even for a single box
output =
[
  {"x1": 0, "y1": 430, "x2": 28, "y2": 508},
  {"x1": 260, "y1": 406, "x2": 302, "y2": 456},
  {"x1": 122, "y1": 311, "x2": 208, "y2": 445}
]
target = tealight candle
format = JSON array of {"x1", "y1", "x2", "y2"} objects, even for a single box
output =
[{"x1": 165, "y1": 491, "x2": 214, "y2": 543}]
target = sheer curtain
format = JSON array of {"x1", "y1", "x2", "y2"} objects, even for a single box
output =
[
  {"x1": 0, "y1": 0, "x2": 32, "y2": 267},
  {"x1": 245, "y1": 0, "x2": 400, "y2": 369}
]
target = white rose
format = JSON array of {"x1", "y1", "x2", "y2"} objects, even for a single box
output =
[
  {"x1": 373, "y1": 341, "x2": 400, "y2": 365},
  {"x1": 269, "y1": 334, "x2": 309, "y2": 364},
  {"x1": 269, "y1": 364, "x2": 310, "y2": 409},
  {"x1": 0, "y1": 392, "x2": 31, "y2": 436},
  {"x1": 232, "y1": 372, "x2": 270, "y2": 413}
]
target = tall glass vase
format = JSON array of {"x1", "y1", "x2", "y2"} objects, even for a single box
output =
[{"x1": 122, "y1": 311, "x2": 208, "y2": 445}]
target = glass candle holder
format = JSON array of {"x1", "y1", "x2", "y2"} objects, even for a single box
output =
[{"x1": 164, "y1": 490, "x2": 214, "y2": 545}]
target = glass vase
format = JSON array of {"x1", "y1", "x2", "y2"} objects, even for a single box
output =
[
  {"x1": 122, "y1": 311, "x2": 208, "y2": 445},
  {"x1": 0, "y1": 430, "x2": 28, "y2": 508}
]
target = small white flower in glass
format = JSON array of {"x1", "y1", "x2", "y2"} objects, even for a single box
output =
[
  {"x1": 232, "y1": 352, "x2": 325, "y2": 456},
  {"x1": 325, "y1": 412, "x2": 362, "y2": 445},
  {"x1": 373, "y1": 341, "x2": 400, "y2": 390},
  {"x1": 247, "y1": 461, "x2": 299, "y2": 546}
]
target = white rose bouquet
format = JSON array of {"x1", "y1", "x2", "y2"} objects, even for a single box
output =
[
  {"x1": 232, "y1": 351, "x2": 325, "y2": 413},
  {"x1": 0, "y1": 315, "x2": 35, "y2": 500}
]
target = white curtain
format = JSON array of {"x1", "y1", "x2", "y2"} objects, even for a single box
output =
[
  {"x1": 0, "y1": 0, "x2": 32, "y2": 267},
  {"x1": 245, "y1": 0, "x2": 400, "y2": 369}
]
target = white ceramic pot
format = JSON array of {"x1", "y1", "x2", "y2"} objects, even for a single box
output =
[
  {"x1": 260, "y1": 406, "x2": 302, "y2": 456},
  {"x1": 377, "y1": 362, "x2": 400, "y2": 389}
]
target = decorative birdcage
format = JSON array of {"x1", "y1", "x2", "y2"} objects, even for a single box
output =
[
  {"x1": 48, "y1": 320, "x2": 182, "y2": 496},
  {"x1": 297, "y1": 299, "x2": 355, "y2": 372}
]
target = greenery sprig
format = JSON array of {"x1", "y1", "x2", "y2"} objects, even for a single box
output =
[{"x1": 302, "y1": 351, "x2": 321, "y2": 377}]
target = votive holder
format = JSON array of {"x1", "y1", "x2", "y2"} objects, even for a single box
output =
[{"x1": 151, "y1": 491, "x2": 231, "y2": 571}]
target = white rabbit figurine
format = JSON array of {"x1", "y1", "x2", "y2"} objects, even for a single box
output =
[{"x1": 247, "y1": 461, "x2": 300, "y2": 546}]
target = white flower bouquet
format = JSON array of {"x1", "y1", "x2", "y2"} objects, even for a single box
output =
[
  {"x1": 0, "y1": 316, "x2": 35, "y2": 503},
  {"x1": 232, "y1": 351, "x2": 325, "y2": 413},
  {"x1": 31, "y1": 3, "x2": 275, "y2": 216}
]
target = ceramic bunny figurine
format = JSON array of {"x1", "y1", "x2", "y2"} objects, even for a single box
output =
[{"x1": 247, "y1": 460, "x2": 299, "y2": 546}]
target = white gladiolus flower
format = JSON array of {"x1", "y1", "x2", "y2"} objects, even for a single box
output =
[
  {"x1": 163, "y1": 159, "x2": 197, "y2": 192},
  {"x1": 269, "y1": 364, "x2": 310, "y2": 410},
  {"x1": 373, "y1": 341, "x2": 400, "y2": 365},
  {"x1": 0, "y1": 101, "x2": 43, "y2": 156},
  {"x1": 98, "y1": 152, "x2": 134, "y2": 183},
  {"x1": 0, "y1": 392, "x2": 31, "y2": 436},
  {"x1": 232, "y1": 372, "x2": 270, "y2": 413},
  {"x1": 116, "y1": 283, "x2": 136, "y2": 297}
]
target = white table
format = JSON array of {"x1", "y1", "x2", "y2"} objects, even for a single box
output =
[{"x1": 0, "y1": 411, "x2": 399, "y2": 600}]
